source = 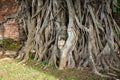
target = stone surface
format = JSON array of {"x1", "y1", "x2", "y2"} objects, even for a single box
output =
[
  {"x1": 3, "y1": 19, "x2": 19, "y2": 41},
  {"x1": 0, "y1": 0, "x2": 19, "y2": 41},
  {"x1": 0, "y1": 0, "x2": 18, "y2": 21}
]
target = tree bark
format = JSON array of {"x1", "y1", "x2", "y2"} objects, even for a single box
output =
[{"x1": 13, "y1": 0, "x2": 120, "y2": 79}]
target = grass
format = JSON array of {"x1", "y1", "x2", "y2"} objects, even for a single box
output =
[
  {"x1": 25, "y1": 59, "x2": 101, "y2": 80},
  {"x1": 0, "y1": 59, "x2": 57, "y2": 80},
  {"x1": 0, "y1": 58, "x2": 102, "y2": 80},
  {"x1": 0, "y1": 37, "x2": 111, "y2": 80}
]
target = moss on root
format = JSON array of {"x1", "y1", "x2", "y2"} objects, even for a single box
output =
[{"x1": 0, "y1": 38, "x2": 21, "y2": 51}]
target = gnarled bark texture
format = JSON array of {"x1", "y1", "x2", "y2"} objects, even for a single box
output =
[{"x1": 5, "y1": 0, "x2": 120, "y2": 79}]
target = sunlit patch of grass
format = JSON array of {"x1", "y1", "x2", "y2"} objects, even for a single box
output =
[
  {"x1": 0, "y1": 58, "x2": 102, "y2": 80},
  {"x1": 0, "y1": 59, "x2": 56, "y2": 80}
]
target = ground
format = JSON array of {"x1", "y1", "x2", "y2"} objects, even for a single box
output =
[
  {"x1": 0, "y1": 38, "x2": 109, "y2": 80},
  {"x1": 0, "y1": 57, "x2": 104, "y2": 80}
]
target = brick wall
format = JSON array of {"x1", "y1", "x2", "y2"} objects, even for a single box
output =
[
  {"x1": 0, "y1": 0, "x2": 18, "y2": 21},
  {"x1": 0, "y1": 0, "x2": 19, "y2": 41},
  {"x1": 0, "y1": 19, "x2": 19, "y2": 41}
]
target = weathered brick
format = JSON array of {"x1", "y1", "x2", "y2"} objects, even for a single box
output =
[{"x1": 0, "y1": 19, "x2": 19, "y2": 41}]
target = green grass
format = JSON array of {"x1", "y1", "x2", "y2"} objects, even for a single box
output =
[
  {"x1": 0, "y1": 60, "x2": 57, "y2": 80},
  {"x1": 0, "y1": 58, "x2": 101, "y2": 80}
]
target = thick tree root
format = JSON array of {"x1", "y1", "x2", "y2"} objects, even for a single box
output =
[{"x1": 13, "y1": 0, "x2": 120, "y2": 79}]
